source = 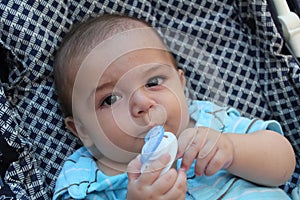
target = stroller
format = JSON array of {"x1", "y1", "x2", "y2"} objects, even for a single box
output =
[{"x1": 0, "y1": 0, "x2": 300, "y2": 199}]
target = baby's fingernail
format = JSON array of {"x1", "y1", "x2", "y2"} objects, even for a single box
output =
[
  {"x1": 179, "y1": 167, "x2": 186, "y2": 173},
  {"x1": 176, "y1": 151, "x2": 182, "y2": 159},
  {"x1": 195, "y1": 172, "x2": 202, "y2": 176},
  {"x1": 180, "y1": 164, "x2": 188, "y2": 172},
  {"x1": 198, "y1": 153, "x2": 207, "y2": 159}
]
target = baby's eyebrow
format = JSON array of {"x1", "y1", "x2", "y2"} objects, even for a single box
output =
[
  {"x1": 143, "y1": 63, "x2": 174, "y2": 75},
  {"x1": 95, "y1": 82, "x2": 110, "y2": 93},
  {"x1": 143, "y1": 64, "x2": 161, "y2": 75},
  {"x1": 89, "y1": 81, "x2": 115, "y2": 101}
]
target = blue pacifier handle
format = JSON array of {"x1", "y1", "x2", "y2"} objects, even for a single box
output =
[{"x1": 141, "y1": 125, "x2": 164, "y2": 164}]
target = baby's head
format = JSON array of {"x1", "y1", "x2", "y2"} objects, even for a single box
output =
[
  {"x1": 55, "y1": 14, "x2": 152, "y2": 117},
  {"x1": 54, "y1": 14, "x2": 190, "y2": 171}
]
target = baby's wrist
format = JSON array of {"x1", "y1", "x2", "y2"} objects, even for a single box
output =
[{"x1": 222, "y1": 134, "x2": 235, "y2": 170}]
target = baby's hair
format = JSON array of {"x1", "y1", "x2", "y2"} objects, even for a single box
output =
[{"x1": 54, "y1": 14, "x2": 178, "y2": 117}]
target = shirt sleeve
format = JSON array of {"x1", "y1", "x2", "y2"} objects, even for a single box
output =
[
  {"x1": 189, "y1": 100, "x2": 283, "y2": 135},
  {"x1": 225, "y1": 109, "x2": 283, "y2": 134}
]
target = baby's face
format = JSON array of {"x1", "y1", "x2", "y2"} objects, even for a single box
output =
[{"x1": 71, "y1": 28, "x2": 190, "y2": 164}]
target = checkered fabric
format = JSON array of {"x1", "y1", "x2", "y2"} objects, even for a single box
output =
[{"x1": 0, "y1": 0, "x2": 299, "y2": 199}]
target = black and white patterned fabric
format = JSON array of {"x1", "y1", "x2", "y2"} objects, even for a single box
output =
[{"x1": 0, "y1": 0, "x2": 299, "y2": 199}]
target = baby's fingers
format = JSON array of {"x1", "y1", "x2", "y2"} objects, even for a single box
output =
[
  {"x1": 178, "y1": 128, "x2": 208, "y2": 170},
  {"x1": 195, "y1": 134, "x2": 234, "y2": 176},
  {"x1": 177, "y1": 128, "x2": 197, "y2": 158},
  {"x1": 198, "y1": 129, "x2": 221, "y2": 159},
  {"x1": 152, "y1": 168, "x2": 178, "y2": 194},
  {"x1": 164, "y1": 168, "x2": 187, "y2": 200},
  {"x1": 127, "y1": 155, "x2": 142, "y2": 181},
  {"x1": 138, "y1": 153, "x2": 171, "y2": 185},
  {"x1": 203, "y1": 149, "x2": 227, "y2": 176}
]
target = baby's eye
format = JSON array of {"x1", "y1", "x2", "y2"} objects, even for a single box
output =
[
  {"x1": 101, "y1": 94, "x2": 122, "y2": 106},
  {"x1": 145, "y1": 76, "x2": 164, "y2": 88}
]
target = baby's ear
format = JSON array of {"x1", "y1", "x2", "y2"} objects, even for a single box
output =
[
  {"x1": 65, "y1": 116, "x2": 93, "y2": 147},
  {"x1": 178, "y1": 69, "x2": 186, "y2": 87}
]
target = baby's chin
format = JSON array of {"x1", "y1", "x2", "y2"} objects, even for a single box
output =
[{"x1": 91, "y1": 142, "x2": 142, "y2": 161}]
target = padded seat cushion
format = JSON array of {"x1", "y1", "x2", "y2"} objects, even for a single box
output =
[{"x1": 0, "y1": 0, "x2": 299, "y2": 198}]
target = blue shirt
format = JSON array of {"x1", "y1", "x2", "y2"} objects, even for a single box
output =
[{"x1": 53, "y1": 100, "x2": 290, "y2": 199}]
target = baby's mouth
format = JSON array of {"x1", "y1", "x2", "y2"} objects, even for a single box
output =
[
  {"x1": 144, "y1": 104, "x2": 167, "y2": 127},
  {"x1": 133, "y1": 104, "x2": 167, "y2": 141}
]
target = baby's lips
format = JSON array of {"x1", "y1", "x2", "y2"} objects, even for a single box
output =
[{"x1": 147, "y1": 104, "x2": 167, "y2": 126}]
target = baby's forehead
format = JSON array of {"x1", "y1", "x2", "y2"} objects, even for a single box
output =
[
  {"x1": 77, "y1": 49, "x2": 174, "y2": 90},
  {"x1": 70, "y1": 24, "x2": 170, "y2": 90},
  {"x1": 80, "y1": 27, "x2": 168, "y2": 67},
  {"x1": 84, "y1": 48, "x2": 173, "y2": 77}
]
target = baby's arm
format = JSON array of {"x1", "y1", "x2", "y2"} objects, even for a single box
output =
[
  {"x1": 224, "y1": 129, "x2": 295, "y2": 186},
  {"x1": 126, "y1": 154, "x2": 187, "y2": 200},
  {"x1": 177, "y1": 127, "x2": 295, "y2": 186}
]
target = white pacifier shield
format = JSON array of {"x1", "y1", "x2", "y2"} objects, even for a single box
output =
[{"x1": 141, "y1": 131, "x2": 178, "y2": 175}]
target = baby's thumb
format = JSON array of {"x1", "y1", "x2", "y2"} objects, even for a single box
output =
[{"x1": 127, "y1": 155, "x2": 142, "y2": 181}]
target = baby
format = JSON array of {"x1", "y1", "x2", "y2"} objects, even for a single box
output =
[{"x1": 53, "y1": 14, "x2": 295, "y2": 199}]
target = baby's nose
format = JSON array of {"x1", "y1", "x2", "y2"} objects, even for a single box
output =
[{"x1": 130, "y1": 88, "x2": 156, "y2": 118}]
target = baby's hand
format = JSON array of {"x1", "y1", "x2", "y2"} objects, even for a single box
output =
[
  {"x1": 177, "y1": 127, "x2": 234, "y2": 176},
  {"x1": 127, "y1": 154, "x2": 187, "y2": 200}
]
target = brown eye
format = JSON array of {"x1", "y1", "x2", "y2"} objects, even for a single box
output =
[
  {"x1": 101, "y1": 94, "x2": 121, "y2": 106},
  {"x1": 145, "y1": 77, "x2": 164, "y2": 88}
]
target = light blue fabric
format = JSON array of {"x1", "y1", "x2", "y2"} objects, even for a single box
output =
[
  {"x1": 292, "y1": 186, "x2": 300, "y2": 200},
  {"x1": 188, "y1": 100, "x2": 283, "y2": 134},
  {"x1": 53, "y1": 100, "x2": 290, "y2": 199},
  {"x1": 53, "y1": 147, "x2": 128, "y2": 200}
]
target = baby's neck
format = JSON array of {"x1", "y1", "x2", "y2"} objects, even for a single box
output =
[{"x1": 96, "y1": 157, "x2": 128, "y2": 176}]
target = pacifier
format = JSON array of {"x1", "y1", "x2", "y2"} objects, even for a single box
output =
[
  {"x1": 144, "y1": 104, "x2": 167, "y2": 126},
  {"x1": 141, "y1": 125, "x2": 178, "y2": 175}
]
